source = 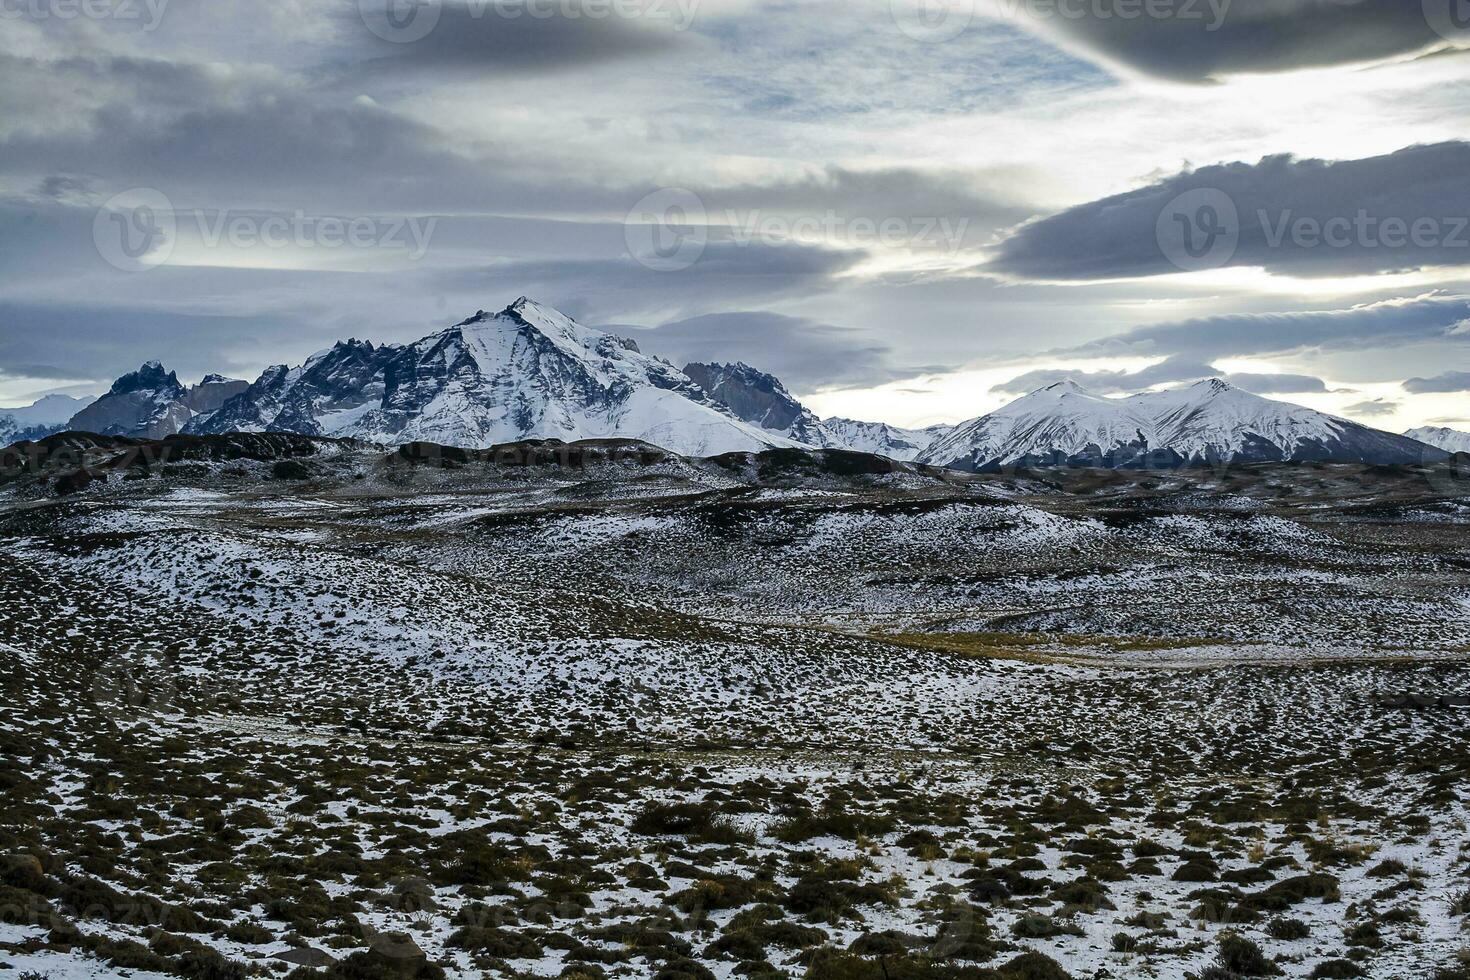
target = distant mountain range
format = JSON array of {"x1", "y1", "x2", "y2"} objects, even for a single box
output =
[
  {"x1": 2, "y1": 297, "x2": 1462, "y2": 468},
  {"x1": 66, "y1": 363, "x2": 249, "y2": 441},
  {"x1": 1406, "y1": 426, "x2": 1470, "y2": 455},
  {"x1": 0, "y1": 393, "x2": 95, "y2": 445},
  {"x1": 920, "y1": 378, "x2": 1448, "y2": 470}
]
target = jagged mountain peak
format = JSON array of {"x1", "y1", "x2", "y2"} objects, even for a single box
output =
[
  {"x1": 111, "y1": 361, "x2": 183, "y2": 397},
  {"x1": 186, "y1": 299, "x2": 794, "y2": 456}
]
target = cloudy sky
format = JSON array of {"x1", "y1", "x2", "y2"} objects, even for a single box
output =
[{"x1": 4, "y1": 0, "x2": 1470, "y2": 432}]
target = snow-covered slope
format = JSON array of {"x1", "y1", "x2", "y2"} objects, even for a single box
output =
[
  {"x1": 0, "y1": 393, "x2": 95, "y2": 445},
  {"x1": 921, "y1": 381, "x2": 1153, "y2": 470},
  {"x1": 683, "y1": 361, "x2": 951, "y2": 461},
  {"x1": 819, "y1": 418, "x2": 953, "y2": 461},
  {"x1": 1406, "y1": 425, "x2": 1470, "y2": 454},
  {"x1": 922, "y1": 379, "x2": 1447, "y2": 471},
  {"x1": 190, "y1": 299, "x2": 798, "y2": 456}
]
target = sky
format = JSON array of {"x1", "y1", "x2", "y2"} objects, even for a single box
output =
[{"x1": 3, "y1": 0, "x2": 1470, "y2": 433}]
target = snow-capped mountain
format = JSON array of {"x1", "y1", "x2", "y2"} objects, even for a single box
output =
[
  {"x1": 1406, "y1": 425, "x2": 1470, "y2": 454},
  {"x1": 921, "y1": 378, "x2": 1447, "y2": 471},
  {"x1": 682, "y1": 360, "x2": 951, "y2": 461},
  {"x1": 189, "y1": 299, "x2": 798, "y2": 456},
  {"x1": 682, "y1": 362, "x2": 828, "y2": 445},
  {"x1": 66, "y1": 363, "x2": 248, "y2": 440},
  {"x1": 0, "y1": 393, "x2": 96, "y2": 445},
  {"x1": 818, "y1": 418, "x2": 953, "y2": 461}
]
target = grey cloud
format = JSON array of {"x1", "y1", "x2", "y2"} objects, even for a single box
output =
[
  {"x1": 0, "y1": 300, "x2": 336, "y2": 388},
  {"x1": 1221, "y1": 372, "x2": 1330, "y2": 395},
  {"x1": 0, "y1": 363, "x2": 99, "y2": 383},
  {"x1": 1019, "y1": 0, "x2": 1445, "y2": 83},
  {"x1": 699, "y1": 167, "x2": 1031, "y2": 244},
  {"x1": 1345, "y1": 398, "x2": 1400, "y2": 417},
  {"x1": 436, "y1": 241, "x2": 867, "y2": 323},
  {"x1": 1405, "y1": 371, "x2": 1470, "y2": 393},
  {"x1": 993, "y1": 356, "x2": 1213, "y2": 395},
  {"x1": 1064, "y1": 294, "x2": 1470, "y2": 362},
  {"x1": 990, "y1": 142, "x2": 1470, "y2": 282},
  {"x1": 992, "y1": 355, "x2": 1329, "y2": 397},
  {"x1": 344, "y1": 0, "x2": 688, "y2": 77},
  {"x1": 623, "y1": 311, "x2": 894, "y2": 391},
  {"x1": 0, "y1": 49, "x2": 1028, "y2": 232}
]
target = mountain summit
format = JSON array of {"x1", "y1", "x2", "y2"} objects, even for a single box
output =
[
  {"x1": 65, "y1": 364, "x2": 247, "y2": 440},
  {"x1": 188, "y1": 299, "x2": 796, "y2": 456},
  {"x1": 921, "y1": 378, "x2": 1448, "y2": 470}
]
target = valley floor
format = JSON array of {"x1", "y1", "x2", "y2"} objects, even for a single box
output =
[{"x1": 2, "y1": 441, "x2": 1469, "y2": 980}]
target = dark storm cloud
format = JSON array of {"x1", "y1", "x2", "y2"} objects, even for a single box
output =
[
  {"x1": 1062, "y1": 294, "x2": 1470, "y2": 362},
  {"x1": 623, "y1": 311, "x2": 894, "y2": 391},
  {"x1": 344, "y1": 0, "x2": 689, "y2": 77},
  {"x1": 992, "y1": 355, "x2": 1329, "y2": 396},
  {"x1": 1019, "y1": 0, "x2": 1447, "y2": 83},
  {"x1": 989, "y1": 142, "x2": 1470, "y2": 282},
  {"x1": 1404, "y1": 371, "x2": 1470, "y2": 393}
]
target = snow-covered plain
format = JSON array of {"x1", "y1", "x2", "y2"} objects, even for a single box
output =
[{"x1": 3, "y1": 443, "x2": 1470, "y2": 980}]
